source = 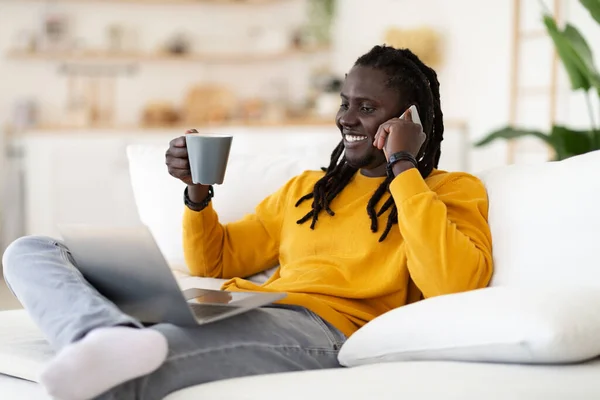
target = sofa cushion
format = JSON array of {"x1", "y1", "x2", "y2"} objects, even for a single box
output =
[
  {"x1": 338, "y1": 286, "x2": 600, "y2": 366},
  {"x1": 162, "y1": 357, "x2": 600, "y2": 400},
  {"x1": 478, "y1": 150, "x2": 600, "y2": 287},
  {"x1": 127, "y1": 131, "x2": 339, "y2": 273},
  {"x1": 0, "y1": 275, "x2": 227, "y2": 383},
  {"x1": 0, "y1": 310, "x2": 53, "y2": 382}
]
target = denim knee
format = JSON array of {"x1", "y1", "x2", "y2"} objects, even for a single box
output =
[{"x1": 2, "y1": 235, "x2": 57, "y2": 282}]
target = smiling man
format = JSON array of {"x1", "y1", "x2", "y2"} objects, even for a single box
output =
[{"x1": 3, "y1": 45, "x2": 493, "y2": 400}]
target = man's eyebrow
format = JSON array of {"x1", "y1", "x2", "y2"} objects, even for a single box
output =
[{"x1": 340, "y1": 93, "x2": 378, "y2": 103}]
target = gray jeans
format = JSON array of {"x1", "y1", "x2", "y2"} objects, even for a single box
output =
[{"x1": 2, "y1": 236, "x2": 346, "y2": 400}]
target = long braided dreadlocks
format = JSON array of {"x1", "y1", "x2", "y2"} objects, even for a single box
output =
[{"x1": 295, "y1": 45, "x2": 444, "y2": 242}]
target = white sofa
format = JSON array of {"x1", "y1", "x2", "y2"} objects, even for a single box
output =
[{"x1": 1, "y1": 130, "x2": 600, "y2": 399}]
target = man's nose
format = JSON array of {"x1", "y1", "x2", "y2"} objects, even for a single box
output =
[{"x1": 340, "y1": 108, "x2": 359, "y2": 127}]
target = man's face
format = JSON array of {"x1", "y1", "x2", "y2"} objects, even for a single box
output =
[{"x1": 335, "y1": 66, "x2": 403, "y2": 171}]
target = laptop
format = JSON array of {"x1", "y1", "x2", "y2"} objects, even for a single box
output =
[{"x1": 58, "y1": 224, "x2": 286, "y2": 326}]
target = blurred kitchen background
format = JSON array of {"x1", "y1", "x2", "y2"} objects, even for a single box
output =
[{"x1": 0, "y1": 0, "x2": 599, "y2": 258}]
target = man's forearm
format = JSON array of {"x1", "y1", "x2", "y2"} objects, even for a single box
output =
[{"x1": 188, "y1": 185, "x2": 211, "y2": 204}]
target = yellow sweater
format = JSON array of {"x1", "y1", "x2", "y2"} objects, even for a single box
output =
[{"x1": 183, "y1": 168, "x2": 493, "y2": 337}]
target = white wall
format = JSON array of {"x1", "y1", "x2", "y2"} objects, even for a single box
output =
[{"x1": 331, "y1": 0, "x2": 513, "y2": 171}]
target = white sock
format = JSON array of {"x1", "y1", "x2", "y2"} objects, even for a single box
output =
[{"x1": 39, "y1": 327, "x2": 168, "y2": 400}]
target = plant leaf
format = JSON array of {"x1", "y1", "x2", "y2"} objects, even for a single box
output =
[
  {"x1": 580, "y1": 0, "x2": 600, "y2": 25},
  {"x1": 474, "y1": 126, "x2": 553, "y2": 147},
  {"x1": 543, "y1": 14, "x2": 591, "y2": 91},
  {"x1": 563, "y1": 24, "x2": 600, "y2": 91},
  {"x1": 592, "y1": 130, "x2": 600, "y2": 150},
  {"x1": 549, "y1": 125, "x2": 593, "y2": 158}
]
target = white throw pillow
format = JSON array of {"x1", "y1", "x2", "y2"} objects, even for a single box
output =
[
  {"x1": 127, "y1": 145, "x2": 187, "y2": 271},
  {"x1": 479, "y1": 150, "x2": 600, "y2": 287},
  {"x1": 338, "y1": 286, "x2": 600, "y2": 366}
]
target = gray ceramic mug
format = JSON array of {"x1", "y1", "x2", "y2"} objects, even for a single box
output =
[{"x1": 185, "y1": 133, "x2": 233, "y2": 185}]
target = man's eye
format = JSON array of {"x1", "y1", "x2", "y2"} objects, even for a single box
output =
[
  {"x1": 339, "y1": 104, "x2": 349, "y2": 110},
  {"x1": 361, "y1": 106, "x2": 375, "y2": 113}
]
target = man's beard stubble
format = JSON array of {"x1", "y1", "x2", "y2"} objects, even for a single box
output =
[{"x1": 344, "y1": 151, "x2": 377, "y2": 170}]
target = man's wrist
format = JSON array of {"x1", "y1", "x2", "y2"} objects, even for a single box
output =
[
  {"x1": 386, "y1": 151, "x2": 418, "y2": 178},
  {"x1": 185, "y1": 185, "x2": 213, "y2": 211},
  {"x1": 187, "y1": 185, "x2": 210, "y2": 203},
  {"x1": 391, "y1": 160, "x2": 416, "y2": 176}
]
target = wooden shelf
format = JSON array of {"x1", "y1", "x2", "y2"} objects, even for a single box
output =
[
  {"x1": 6, "y1": 47, "x2": 330, "y2": 64},
  {"x1": 20, "y1": 0, "x2": 285, "y2": 5},
  {"x1": 26, "y1": 118, "x2": 334, "y2": 132}
]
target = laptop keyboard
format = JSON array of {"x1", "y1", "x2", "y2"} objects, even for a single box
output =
[{"x1": 188, "y1": 303, "x2": 240, "y2": 319}]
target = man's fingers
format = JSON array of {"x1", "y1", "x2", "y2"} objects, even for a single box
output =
[
  {"x1": 171, "y1": 129, "x2": 198, "y2": 148},
  {"x1": 378, "y1": 132, "x2": 387, "y2": 149},
  {"x1": 167, "y1": 146, "x2": 188, "y2": 158},
  {"x1": 168, "y1": 167, "x2": 192, "y2": 178},
  {"x1": 170, "y1": 136, "x2": 186, "y2": 148},
  {"x1": 172, "y1": 169, "x2": 194, "y2": 185},
  {"x1": 374, "y1": 127, "x2": 388, "y2": 149},
  {"x1": 373, "y1": 126, "x2": 382, "y2": 148},
  {"x1": 166, "y1": 156, "x2": 189, "y2": 169},
  {"x1": 167, "y1": 132, "x2": 197, "y2": 185}
]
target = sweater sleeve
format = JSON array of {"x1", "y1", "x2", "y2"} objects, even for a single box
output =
[
  {"x1": 182, "y1": 178, "x2": 293, "y2": 279},
  {"x1": 389, "y1": 168, "x2": 493, "y2": 298}
]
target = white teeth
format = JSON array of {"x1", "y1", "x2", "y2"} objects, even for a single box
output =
[{"x1": 345, "y1": 135, "x2": 367, "y2": 143}]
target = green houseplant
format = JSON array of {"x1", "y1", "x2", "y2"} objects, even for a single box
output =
[{"x1": 475, "y1": 0, "x2": 600, "y2": 160}]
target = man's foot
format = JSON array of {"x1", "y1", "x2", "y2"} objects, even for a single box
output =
[{"x1": 39, "y1": 327, "x2": 168, "y2": 400}]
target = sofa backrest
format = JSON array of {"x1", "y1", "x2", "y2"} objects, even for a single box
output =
[
  {"x1": 479, "y1": 150, "x2": 600, "y2": 287},
  {"x1": 128, "y1": 134, "x2": 600, "y2": 288}
]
